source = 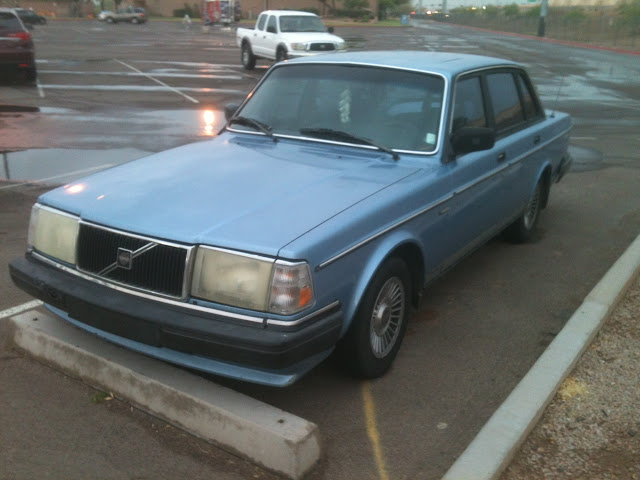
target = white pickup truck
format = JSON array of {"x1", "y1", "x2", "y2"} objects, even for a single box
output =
[{"x1": 236, "y1": 10, "x2": 346, "y2": 70}]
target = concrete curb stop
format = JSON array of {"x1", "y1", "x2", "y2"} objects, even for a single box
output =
[
  {"x1": 441, "y1": 232, "x2": 640, "y2": 480},
  {"x1": 8, "y1": 312, "x2": 321, "y2": 480}
]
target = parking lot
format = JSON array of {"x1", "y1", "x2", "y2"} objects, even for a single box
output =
[{"x1": 2, "y1": 19, "x2": 640, "y2": 480}]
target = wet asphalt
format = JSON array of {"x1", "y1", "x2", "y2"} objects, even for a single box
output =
[{"x1": 1, "y1": 19, "x2": 640, "y2": 480}]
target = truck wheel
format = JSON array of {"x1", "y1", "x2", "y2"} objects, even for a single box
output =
[
  {"x1": 106, "y1": 17, "x2": 114, "y2": 24},
  {"x1": 241, "y1": 43, "x2": 256, "y2": 70},
  {"x1": 504, "y1": 179, "x2": 544, "y2": 243},
  {"x1": 131, "y1": 17, "x2": 139, "y2": 24},
  {"x1": 339, "y1": 257, "x2": 411, "y2": 379},
  {"x1": 276, "y1": 47, "x2": 288, "y2": 63}
]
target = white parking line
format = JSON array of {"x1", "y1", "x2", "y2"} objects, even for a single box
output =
[
  {"x1": 0, "y1": 164, "x2": 114, "y2": 190},
  {"x1": 36, "y1": 81, "x2": 45, "y2": 98},
  {"x1": 0, "y1": 300, "x2": 42, "y2": 320},
  {"x1": 38, "y1": 85, "x2": 247, "y2": 95},
  {"x1": 115, "y1": 59, "x2": 199, "y2": 104},
  {"x1": 38, "y1": 70, "x2": 243, "y2": 80}
]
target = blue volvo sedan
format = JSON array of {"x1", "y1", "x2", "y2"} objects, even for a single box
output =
[{"x1": 10, "y1": 52, "x2": 572, "y2": 386}]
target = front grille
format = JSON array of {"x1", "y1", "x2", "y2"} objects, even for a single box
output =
[
  {"x1": 309, "y1": 43, "x2": 336, "y2": 52},
  {"x1": 76, "y1": 223, "x2": 190, "y2": 298}
]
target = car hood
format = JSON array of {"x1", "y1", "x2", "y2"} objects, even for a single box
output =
[{"x1": 41, "y1": 134, "x2": 420, "y2": 257}]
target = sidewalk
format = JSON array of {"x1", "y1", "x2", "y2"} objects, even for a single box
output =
[{"x1": 501, "y1": 274, "x2": 640, "y2": 479}]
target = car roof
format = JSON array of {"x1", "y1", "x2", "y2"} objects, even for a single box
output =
[{"x1": 286, "y1": 51, "x2": 521, "y2": 78}]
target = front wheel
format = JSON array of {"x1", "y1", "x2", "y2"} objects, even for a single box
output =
[
  {"x1": 241, "y1": 43, "x2": 256, "y2": 70},
  {"x1": 339, "y1": 257, "x2": 411, "y2": 379},
  {"x1": 131, "y1": 17, "x2": 139, "y2": 24},
  {"x1": 504, "y1": 179, "x2": 544, "y2": 243},
  {"x1": 275, "y1": 47, "x2": 288, "y2": 63}
]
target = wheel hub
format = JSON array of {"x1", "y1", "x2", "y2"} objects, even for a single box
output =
[{"x1": 369, "y1": 277, "x2": 405, "y2": 358}]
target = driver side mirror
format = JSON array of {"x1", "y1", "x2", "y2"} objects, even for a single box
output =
[
  {"x1": 266, "y1": 25, "x2": 276, "y2": 34},
  {"x1": 224, "y1": 104, "x2": 240, "y2": 120},
  {"x1": 328, "y1": 26, "x2": 334, "y2": 33},
  {"x1": 450, "y1": 127, "x2": 495, "y2": 156}
]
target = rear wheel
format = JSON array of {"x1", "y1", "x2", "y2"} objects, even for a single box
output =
[
  {"x1": 340, "y1": 257, "x2": 411, "y2": 379},
  {"x1": 131, "y1": 17, "x2": 139, "y2": 24},
  {"x1": 504, "y1": 179, "x2": 544, "y2": 243},
  {"x1": 22, "y1": 67, "x2": 37, "y2": 85},
  {"x1": 241, "y1": 42, "x2": 256, "y2": 70},
  {"x1": 106, "y1": 17, "x2": 115, "y2": 24}
]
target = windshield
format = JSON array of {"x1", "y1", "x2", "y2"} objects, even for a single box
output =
[
  {"x1": 234, "y1": 64, "x2": 445, "y2": 153},
  {"x1": 279, "y1": 15, "x2": 326, "y2": 33}
]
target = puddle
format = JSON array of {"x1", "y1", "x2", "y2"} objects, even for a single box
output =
[
  {"x1": 568, "y1": 145, "x2": 604, "y2": 172},
  {"x1": 1, "y1": 148, "x2": 149, "y2": 184},
  {"x1": 0, "y1": 107, "x2": 226, "y2": 151}
]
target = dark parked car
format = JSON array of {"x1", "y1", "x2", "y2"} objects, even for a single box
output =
[
  {"x1": 0, "y1": 8, "x2": 36, "y2": 83},
  {"x1": 14, "y1": 8, "x2": 47, "y2": 26}
]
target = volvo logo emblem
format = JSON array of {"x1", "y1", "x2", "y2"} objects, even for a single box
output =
[{"x1": 116, "y1": 248, "x2": 134, "y2": 270}]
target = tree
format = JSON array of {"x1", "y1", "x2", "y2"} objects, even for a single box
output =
[
  {"x1": 503, "y1": 3, "x2": 520, "y2": 16},
  {"x1": 618, "y1": 0, "x2": 640, "y2": 34},
  {"x1": 378, "y1": 0, "x2": 411, "y2": 20}
]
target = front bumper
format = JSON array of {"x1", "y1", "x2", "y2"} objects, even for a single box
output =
[{"x1": 9, "y1": 254, "x2": 343, "y2": 386}]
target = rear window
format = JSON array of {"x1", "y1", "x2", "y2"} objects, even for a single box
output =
[{"x1": 0, "y1": 12, "x2": 22, "y2": 30}]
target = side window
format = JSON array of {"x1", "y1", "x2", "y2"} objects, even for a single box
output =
[
  {"x1": 267, "y1": 15, "x2": 277, "y2": 32},
  {"x1": 452, "y1": 76, "x2": 487, "y2": 133},
  {"x1": 486, "y1": 72, "x2": 525, "y2": 131},
  {"x1": 517, "y1": 73, "x2": 542, "y2": 120},
  {"x1": 256, "y1": 14, "x2": 266, "y2": 30}
]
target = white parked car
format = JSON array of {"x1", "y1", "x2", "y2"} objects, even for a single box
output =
[{"x1": 236, "y1": 10, "x2": 345, "y2": 69}]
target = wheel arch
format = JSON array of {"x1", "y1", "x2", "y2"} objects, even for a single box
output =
[
  {"x1": 536, "y1": 163, "x2": 553, "y2": 209},
  {"x1": 341, "y1": 231, "x2": 425, "y2": 336}
]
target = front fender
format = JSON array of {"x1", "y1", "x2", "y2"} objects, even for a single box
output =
[{"x1": 341, "y1": 229, "x2": 424, "y2": 336}]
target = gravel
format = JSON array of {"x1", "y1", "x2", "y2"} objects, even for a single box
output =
[{"x1": 501, "y1": 274, "x2": 640, "y2": 480}]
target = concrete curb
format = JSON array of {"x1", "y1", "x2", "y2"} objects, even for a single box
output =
[
  {"x1": 8, "y1": 311, "x2": 321, "y2": 480},
  {"x1": 442, "y1": 232, "x2": 640, "y2": 480}
]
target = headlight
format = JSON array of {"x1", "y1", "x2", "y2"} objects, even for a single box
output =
[
  {"x1": 191, "y1": 246, "x2": 314, "y2": 314},
  {"x1": 28, "y1": 204, "x2": 79, "y2": 265},
  {"x1": 336, "y1": 42, "x2": 346, "y2": 51},
  {"x1": 290, "y1": 42, "x2": 307, "y2": 51}
]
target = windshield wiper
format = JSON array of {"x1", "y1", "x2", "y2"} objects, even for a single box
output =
[
  {"x1": 229, "y1": 116, "x2": 277, "y2": 142},
  {"x1": 299, "y1": 128, "x2": 399, "y2": 160}
]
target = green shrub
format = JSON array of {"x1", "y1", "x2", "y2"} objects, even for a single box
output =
[{"x1": 503, "y1": 3, "x2": 520, "y2": 16}]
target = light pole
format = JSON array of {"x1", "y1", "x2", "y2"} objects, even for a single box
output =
[{"x1": 537, "y1": 0, "x2": 549, "y2": 37}]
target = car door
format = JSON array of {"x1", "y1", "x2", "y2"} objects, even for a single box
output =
[
  {"x1": 445, "y1": 69, "x2": 530, "y2": 259},
  {"x1": 251, "y1": 13, "x2": 268, "y2": 57},
  {"x1": 262, "y1": 14, "x2": 280, "y2": 59}
]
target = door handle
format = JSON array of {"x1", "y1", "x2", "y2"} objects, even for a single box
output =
[
  {"x1": 497, "y1": 152, "x2": 506, "y2": 162},
  {"x1": 534, "y1": 135, "x2": 541, "y2": 145}
]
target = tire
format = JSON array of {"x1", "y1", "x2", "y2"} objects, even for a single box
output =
[
  {"x1": 340, "y1": 257, "x2": 411, "y2": 379},
  {"x1": 23, "y1": 67, "x2": 37, "y2": 85},
  {"x1": 241, "y1": 42, "x2": 256, "y2": 70},
  {"x1": 504, "y1": 179, "x2": 544, "y2": 243},
  {"x1": 275, "y1": 47, "x2": 288, "y2": 63},
  {"x1": 106, "y1": 17, "x2": 115, "y2": 24},
  {"x1": 131, "y1": 17, "x2": 139, "y2": 24}
]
